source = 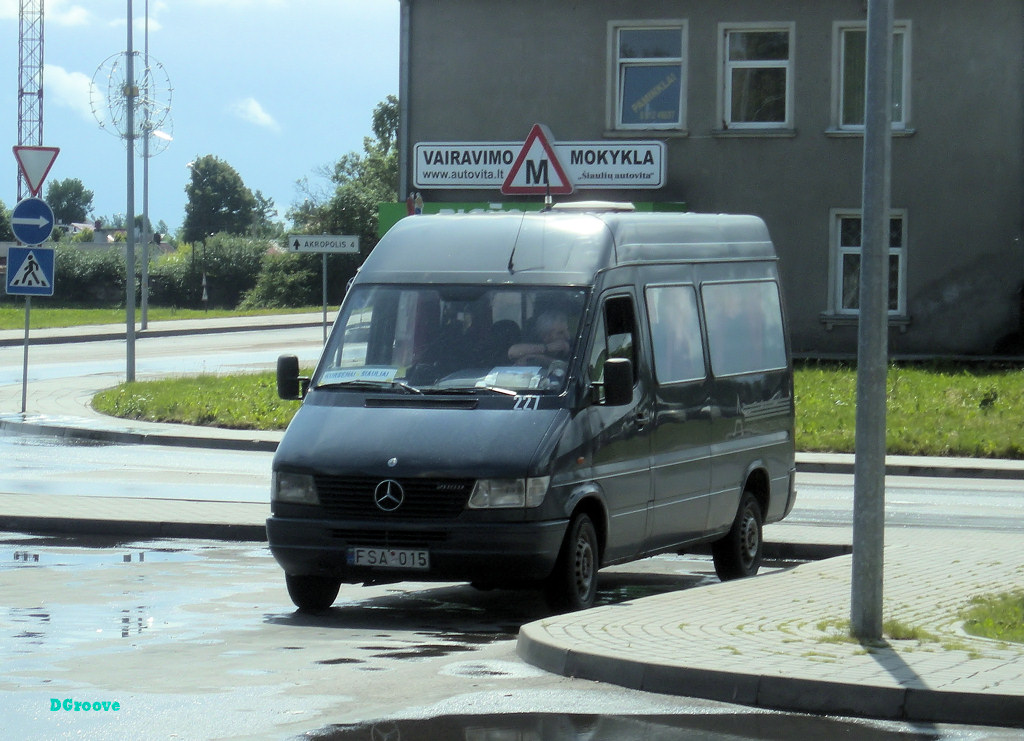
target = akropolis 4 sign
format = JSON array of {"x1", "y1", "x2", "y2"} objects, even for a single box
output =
[{"x1": 413, "y1": 124, "x2": 666, "y2": 194}]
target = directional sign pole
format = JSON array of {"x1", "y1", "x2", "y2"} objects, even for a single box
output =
[
  {"x1": 322, "y1": 253, "x2": 329, "y2": 343},
  {"x1": 288, "y1": 235, "x2": 360, "y2": 342}
]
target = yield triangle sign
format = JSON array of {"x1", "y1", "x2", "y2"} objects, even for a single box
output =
[
  {"x1": 501, "y1": 124, "x2": 573, "y2": 195},
  {"x1": 13, "y1": 145, "x2": 60, "y2": 196}
]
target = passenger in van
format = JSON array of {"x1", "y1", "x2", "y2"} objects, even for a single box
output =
[
  {"x1": 486, "y1": 319, "x2": 522, "y2": 365},
  {"x1": 508, "y1": 310, "x2": 572, "y2": 366}
]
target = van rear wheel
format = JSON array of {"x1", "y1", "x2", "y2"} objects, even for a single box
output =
[
  {"x1": 285, "y1": 574, "x2": 341, "y2": 613},
  {"x1": 544, "y1": 513, "x2": 599, "y2": 612},
  {"x1": 711, "y1": 491, "x2": 763, "y2": 581}
]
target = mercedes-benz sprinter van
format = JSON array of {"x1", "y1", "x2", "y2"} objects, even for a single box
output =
[{"x1": 268, "y1": 204, "x2": 796, "y2": 612}]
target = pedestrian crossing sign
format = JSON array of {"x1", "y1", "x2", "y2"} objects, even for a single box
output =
[{"x1": 5, "y1": 246, "x2": 55, "y2": 296}]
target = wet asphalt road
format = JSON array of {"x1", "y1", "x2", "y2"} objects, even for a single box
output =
[{"x1": 2, "y1": 533, "x2": 1018, "y2": 741}]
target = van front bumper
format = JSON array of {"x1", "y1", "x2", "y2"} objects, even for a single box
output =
[{"x1": 266, "y1": 515, "x2": 569, "y2": 585}]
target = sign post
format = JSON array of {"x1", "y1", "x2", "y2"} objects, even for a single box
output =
[
  {"x1": 287, "y1": 235, "x2": 360, "y2": 341},
  {"x1": 9, "y1": 145, "x2": 58, "y2": 413},
  {"x1": 7, "y1": 209, "x2": 57, "y2": 414}
]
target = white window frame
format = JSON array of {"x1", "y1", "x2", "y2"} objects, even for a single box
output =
[
  {"x1": 718, "y1": 22, "x2": 795, "y2": 130},
  {"x1": 607, "y1": 20, "x2": 687, "y2": 132},
  {"x1": 832, "y1": 20, "x2": 912, "y2": 131},
  {"x1": 828, "y1": 208, "x2": 908, "y2": 317}
]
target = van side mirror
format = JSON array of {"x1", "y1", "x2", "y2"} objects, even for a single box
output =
[
  {"x1": 277, "y1": 355, "x2": 309, "y2": 400},
  {"x1": 602, "y1": 357, "x2": 633, "y2": 406}
]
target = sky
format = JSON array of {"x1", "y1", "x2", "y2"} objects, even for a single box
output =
[{"x1": 0, "y1": 0, "x2": 400, "y2": 234}]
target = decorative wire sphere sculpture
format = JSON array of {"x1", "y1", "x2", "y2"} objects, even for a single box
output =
[
  {"x1": 90, "y1": 51, "x2": 173, "y2": 151},
  {"x1": 136, "y1": 114, "x2": 174, "y2": 158}
]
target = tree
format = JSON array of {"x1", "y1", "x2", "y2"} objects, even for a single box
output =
[
  {"x1": 0, "y1": 200, "x2": 13, "y2": 241},
  {"x1": 250, "y1": 189, "x2": 282, "y2": 238},
  {"x1": 289, "y1": 95, "x2": 398, "y2": 248},
  {"x1": 45, "y1": 178, "x2": 94, "y2": 226},
  {"x1": 182, "y1": 155, "x2": 256, "y2": 243}
]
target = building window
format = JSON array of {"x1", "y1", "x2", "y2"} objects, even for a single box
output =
[
  {"x1": 830, "y1": 210, "x2": 907, "y2": 316},
  {"x1": 835, "y1": 21, "x2": 910, "y2": 130},
  {"x1": 609, "y1": 21, "x2": 686, "y2": 130},
  {"x1": 720, "y1": 24, "x2": 793, "y2": 129}
]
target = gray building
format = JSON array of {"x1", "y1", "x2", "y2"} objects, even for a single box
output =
[{"x1": 396, "y1": 0, "x2": 1024, "y2": 355}]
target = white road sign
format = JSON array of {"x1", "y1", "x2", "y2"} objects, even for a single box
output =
[{"x1": 287, "y1": 235, "x2": 360, "y2": 254}]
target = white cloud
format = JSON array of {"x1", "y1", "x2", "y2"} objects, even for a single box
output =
[
  {"x1": 50, "y1": 2, "x2": 91, "y2": 27},
  {"x1": 0, "y1": 0, "x2": 89, "y2": 25},
  {"x1": 230, "y1": 97, "x2": 280, "y2": 132},
  {"x1": 44, "y1": 64, "x2": 98, "y2": 123}
]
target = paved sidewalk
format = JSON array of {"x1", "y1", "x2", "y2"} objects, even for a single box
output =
[
  {"x1": 518, "y1": 527, "x2": 1024, "y2": 727},
  {"x1": 1, "y1": 315, "x2": 1023, "y2": 728}
]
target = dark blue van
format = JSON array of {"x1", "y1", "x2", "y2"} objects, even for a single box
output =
[{"x1": 268, "y1": 205, "x2": 796, "y2": 612}]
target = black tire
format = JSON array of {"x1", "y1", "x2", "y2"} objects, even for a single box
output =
[
  {"x1": 544, "y1": 513, "x2": 599, "y2": 612},
  {"x1": 285, "y1": 574, "x2": 341, "y2": 613},
  {"x1": 711, "y1": 491, "x2": 763, "y2": 581}
]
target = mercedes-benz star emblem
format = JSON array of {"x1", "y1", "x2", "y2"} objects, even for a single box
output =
[{"x1": 374, "y1": 479, "x2": 405, "y2": 512}]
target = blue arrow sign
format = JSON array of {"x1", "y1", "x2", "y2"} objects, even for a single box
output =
[
  {"x1": 11, "y1": 197, "x2": 55, "y2": 245},
  {"x1": 6, "y1": 245, "x2": 55, "y2": 297}
]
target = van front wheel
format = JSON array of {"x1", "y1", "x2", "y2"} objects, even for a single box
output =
[
  {"x1": 544, "y1": 513, "x2": 599, "y2": 612},
  {"x1": 285, "y1": 574, "x2": 341, "y2": 613},
  {"x1": 712, "y1": 491, "x2": 763, "y2": 581}
]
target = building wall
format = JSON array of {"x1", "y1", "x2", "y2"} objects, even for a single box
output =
[{"x1": 403, "y1": 0, "x2": 1024, "y2": 355}]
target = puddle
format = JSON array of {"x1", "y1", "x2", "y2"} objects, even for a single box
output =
[
  {"x1": 0, "y1": 532, "x2": 200, "y2": 571},
  {"x1": 304, "y1": 713, "x2": 943, "y2": 741}
]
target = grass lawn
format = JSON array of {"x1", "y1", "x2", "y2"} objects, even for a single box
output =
[
  {"x1": 93, "y1": 359, "x2": 1024, "y2": 459},
  {"x1": 0, "y1": 305, "x2": 324, "y2": 331}
]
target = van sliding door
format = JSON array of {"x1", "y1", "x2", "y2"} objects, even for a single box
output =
[{"x1": 644, "y1": 283, "x2": 712, "y2": 551}]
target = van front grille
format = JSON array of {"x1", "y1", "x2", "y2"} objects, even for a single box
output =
[
  {"x1": 314, "y1": 475, "x2": 472, "y2": 519},
  {"x1": 328, "y1": 529, "x2": 448, "y2": 547}
]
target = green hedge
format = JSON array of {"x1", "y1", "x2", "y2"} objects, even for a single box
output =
[{"x1": 1, "y1": 234, "x2": 359, "y2": 310}]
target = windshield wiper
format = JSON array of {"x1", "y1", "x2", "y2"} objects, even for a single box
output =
[
  {"x1": 316, "y1": 379, "x2": 424, "y2": 395},
  {"x1": 423, "y1": 385, "x2": 518, "y2": 396}
]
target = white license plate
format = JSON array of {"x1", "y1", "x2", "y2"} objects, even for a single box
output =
[{"x1": 347, "y1": 547, "x2": 429, "y2": 570}]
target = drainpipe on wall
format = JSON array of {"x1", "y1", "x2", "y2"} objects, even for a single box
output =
[{"x1": 398, "y1": 0, "x2": 412, "y2": 204}]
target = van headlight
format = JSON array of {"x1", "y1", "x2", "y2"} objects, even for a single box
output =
[
  {"x1": 272, "y1": 471, "x2": 319, "y2": 505},
  {"x1": 468, "y1": 477, "x2": 550, "y2": 509}
]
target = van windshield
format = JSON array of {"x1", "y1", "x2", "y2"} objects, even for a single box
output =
[{"x1": 315, "y1": 285, "x2": 589, "y2": 394}]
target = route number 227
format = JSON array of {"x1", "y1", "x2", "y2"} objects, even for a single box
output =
[{"x1": 513, "y1": 395, "x2": 540, "y2": 410}]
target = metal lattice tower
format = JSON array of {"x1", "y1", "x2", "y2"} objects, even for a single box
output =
[{"x1": 17, "y1": 0, "x2": 45, "y2": 200}]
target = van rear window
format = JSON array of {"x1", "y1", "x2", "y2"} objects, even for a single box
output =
[{"x1": 702, "y1": 281, "x2": 787, "y2": 377}]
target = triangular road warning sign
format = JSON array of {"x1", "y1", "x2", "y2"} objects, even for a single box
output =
[
  {"x1": 9, "y1": 250, "x2": 51, "y2": 288},
  {"x1": 501, "y1": 124, "x2": 573, "y2": 195},
  {"x1": 13, "y1": 146, "x2": 60, "y2": 196}
]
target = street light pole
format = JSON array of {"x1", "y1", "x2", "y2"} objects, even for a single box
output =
[
  {"x1": 141, "y1": 0, "x2": 151, "y2": 330},
  {"x1": 124, "y1": 0, "x2": 137, "y2": 383},
  {"x1": 851, "y1": 0, "x2": 894, "y2": 642}
]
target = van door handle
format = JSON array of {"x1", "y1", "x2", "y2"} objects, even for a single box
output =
[{"x1": 633, "y1": 411, "x2": 651, "y2": 430}]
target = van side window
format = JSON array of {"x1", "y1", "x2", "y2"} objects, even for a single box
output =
[
  {"x1": 645, "y1": 285, "x2": 706, "y2": 383},
  {"x1": 702, "y1": 280, "x2": 788, "y2": 376},
  {"x1": 588, "y1": 295, "x2": 638, "y2": 400}
]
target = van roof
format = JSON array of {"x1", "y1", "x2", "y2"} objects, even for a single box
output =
[{"x1": 356, "y1": 210, "x2": 775, "y2": 285}]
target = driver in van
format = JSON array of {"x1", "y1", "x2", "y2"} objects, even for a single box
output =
[{"x1": 507, "y1": 310, "x2": 572, "y2": 366}]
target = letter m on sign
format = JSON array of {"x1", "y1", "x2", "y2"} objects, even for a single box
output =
[{"x1": 502, "y1": 124, "x2": 573, "y2": 195}]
